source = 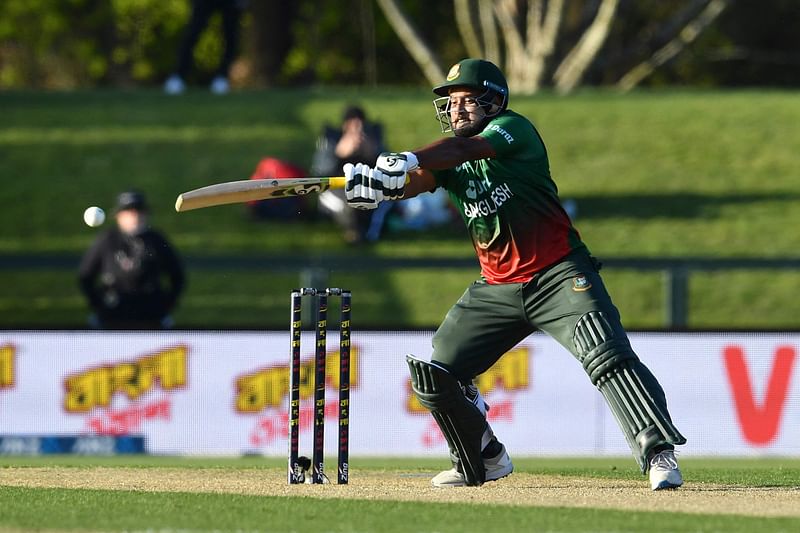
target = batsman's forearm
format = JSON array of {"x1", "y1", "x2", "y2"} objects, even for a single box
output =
[
  {"x1": 412, "y1": 136, "x2": 495, "y2": 170},
  {"x1": 402, "y1": 169, "x2": 437, "y2": 198}
]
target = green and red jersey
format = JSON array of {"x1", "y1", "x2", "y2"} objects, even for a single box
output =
[{"x1": 432, "y1": 110, "x2": 586, "y2": 283}]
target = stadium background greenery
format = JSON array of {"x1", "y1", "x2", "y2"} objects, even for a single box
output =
[{"x1": 1, "y1": 89, "x2": 798, "y2": 330}]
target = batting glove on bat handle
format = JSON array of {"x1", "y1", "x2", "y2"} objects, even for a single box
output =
[
  {"x1": 344, "y1": 162, "x2": 384, "y2": 210},
  {"x1": 376, "y1": 151, "x2": 418, "y2": 200}
]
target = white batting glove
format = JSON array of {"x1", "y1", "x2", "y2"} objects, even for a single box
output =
[
  {"x1": 375, "y1": 152, "x2": 419, "y2": 200},
  {"x1": 344, "y1": 163, "x2": 385, "y2": 210}
]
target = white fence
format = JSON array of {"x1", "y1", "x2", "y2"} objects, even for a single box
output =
[{"x1": 0, "y1": 331, "x2": 798, "y2": 457}]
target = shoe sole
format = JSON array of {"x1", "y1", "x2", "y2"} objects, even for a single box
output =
[
  {"x1": 432, "y1": 468, "x2": 513, "y2": 488},
  {"x1": 652, "y1": 481, "x2": 683, "y2": 490}
]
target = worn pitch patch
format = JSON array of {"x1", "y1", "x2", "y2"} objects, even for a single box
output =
[{"x1": 2, "y1": 467, "x2": 799, "y2": 518}]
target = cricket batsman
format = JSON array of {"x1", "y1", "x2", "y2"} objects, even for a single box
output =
[{"x1": 343, "y1": 58, "x2": 686, "y2": 490}]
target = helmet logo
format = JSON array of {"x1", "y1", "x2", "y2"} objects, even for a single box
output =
[{"x1": 446, "y1": 64, "x2": 460, "y2": 81}]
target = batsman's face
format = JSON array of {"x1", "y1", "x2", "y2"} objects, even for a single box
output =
[{"x1": 446, "y1": 88, "x2": 491, "y2": 137}]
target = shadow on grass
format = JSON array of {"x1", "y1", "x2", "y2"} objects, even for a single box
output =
[{"x1": 566, "y1": 192, "x2": 799, "y2": 219}]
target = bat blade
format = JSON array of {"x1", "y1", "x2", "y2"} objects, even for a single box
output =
[{"x1": 175, "y1": 177, "x2": 346, "y2": 212}]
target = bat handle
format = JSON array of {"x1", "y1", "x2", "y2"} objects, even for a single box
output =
[
  {"x1": 328, "y1": 177, "x2": 347, "y2": 190},
  {"x1": 327, "y1": 175, "x2": 410, "y2": 191}
]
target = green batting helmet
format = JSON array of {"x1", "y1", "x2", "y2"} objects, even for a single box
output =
[{"x1": 433, "y1": 58, "x2": 508, "y2": 98}]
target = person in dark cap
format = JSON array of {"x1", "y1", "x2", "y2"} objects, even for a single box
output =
[{"x1": 78, "y1": 190, "x2": 186, "y2": 329}]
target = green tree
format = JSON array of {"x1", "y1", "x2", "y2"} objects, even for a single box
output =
[
  {"x1": 0, "y1": 0, "x2": 195, "y2": 88},
  {"x1": 3, "y1": 0, "x2": 800, "y2": 90}
]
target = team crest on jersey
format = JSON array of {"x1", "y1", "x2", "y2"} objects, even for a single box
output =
[
  {"x1": 446, "y1": 63, "x2": 461, "y2": 81},
  {"x1": 572, "y1": 275, "x2": 592, "y2": 292}
]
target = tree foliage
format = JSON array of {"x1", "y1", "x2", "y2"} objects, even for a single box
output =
[
  {"x1": 0, "y1": 0, "x2": 191, "y2": 88},
  {"x1": 1, "y1": 0, "x2": 800, "y2": 90},
  {"x1": 377, "y1": 0, "x2": 735, "y2": 94}
]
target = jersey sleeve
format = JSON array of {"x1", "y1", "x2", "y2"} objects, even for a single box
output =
[
  {"x1": 433, "y1": 112, "x2": 541, "y2": 189},
  {"x1": 479, "y1": 113, "x2": 537, "y2": 159}
]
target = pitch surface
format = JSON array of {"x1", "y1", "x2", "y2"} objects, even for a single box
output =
[{"x1": 3, "y1": 467, "x2": 798, "y2": 517}]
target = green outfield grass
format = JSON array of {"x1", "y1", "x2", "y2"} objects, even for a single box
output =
[
  {"x1": 2, "y1": 486, "x2": 796, "y2": 533},
  {"x1": 1, "y1": 89, "x2": 799, "y2": 329},
  {"x1": 1, "y1": 456, "x2": 799, "y2": 532}
]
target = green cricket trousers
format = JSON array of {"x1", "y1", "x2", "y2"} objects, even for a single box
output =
[
  {"x1": 431, "y1": 248, "x2": 667, "y2": 405},
  {"x1": 430, "y1": 248, "x2": 684, "y2": 470}
]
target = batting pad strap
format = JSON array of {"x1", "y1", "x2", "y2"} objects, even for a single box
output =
[
  {"x1": 582, "y1": 340, "x2": 637, "y2": 385},
  {"x1": 406, "y1": 355, "x2": 487, "y2": 486}
]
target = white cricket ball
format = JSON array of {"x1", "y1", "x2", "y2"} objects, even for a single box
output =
[{"x1": 83, "y1": 206, "x2": 106, "y2": 227}]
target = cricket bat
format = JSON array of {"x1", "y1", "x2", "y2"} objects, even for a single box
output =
[{"x1": 175, "y1": 176, "x2": 346, "y2": 212}]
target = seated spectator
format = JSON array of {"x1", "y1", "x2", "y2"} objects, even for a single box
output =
[
  {"x1": 395, "y1": 188, "x2": 455, "y2": 231},
  {"x1": 311, "y1": 105, "x2": 391, "y2": 244},
  {"x1": 246, "y1": 157, "x2": 309, "y2": 220}
]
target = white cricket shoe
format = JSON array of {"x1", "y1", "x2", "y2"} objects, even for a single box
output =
[
  {"x1": 163, "y1": 75, "x2": 186, "y2": 95},
  {"x1": 431, "y1": 443, "x2": 513, "y2": 488},
  {"x1": 210, "y1": 76, "x2": 230, "y2": 94},
  {"x1": 649, "y1": 449, "x2": 683, "y2": 490}
]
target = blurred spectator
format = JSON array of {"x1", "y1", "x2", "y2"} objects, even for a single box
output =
[
  {"x1": 78, "y1": 191, "x2": 186, "y2": 330},
  {"x1": 246, "y1": 157, "x2": 309, "y2": 220},
  {"x1": 311, "y1": 105, "x2": 389, "y2": 244},
  {"x1": 395, "y1": 189, "x2": 454, "y2": 231},
  {"x1": 164, "y1": 0, "x2": 247, "y2": 95},
  {"x1": 562, "y1": 198, "x2": 579, "y2": 220}
]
